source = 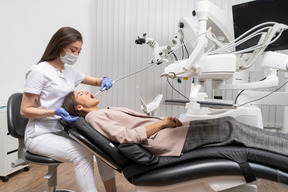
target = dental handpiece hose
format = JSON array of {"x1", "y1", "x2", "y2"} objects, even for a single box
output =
[{"x1": 94, "y1": 63, "x2": 154, "y2": 96}]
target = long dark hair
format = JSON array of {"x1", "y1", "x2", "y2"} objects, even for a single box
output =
[
  {"x1": 38, "y1": 27, "x2": 83, "y2": 64},
  {"x1": 62, "y1": 92, "x2": 88, "y2": 117}
]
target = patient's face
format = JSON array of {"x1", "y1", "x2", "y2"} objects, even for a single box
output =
[{"x1": 74, "y1": 91, "x2": 100, "y2": 108}]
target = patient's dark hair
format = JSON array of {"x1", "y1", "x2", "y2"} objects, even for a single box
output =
[{"x1": 62, "y1": 92, "x2": 87, "y2": 117}]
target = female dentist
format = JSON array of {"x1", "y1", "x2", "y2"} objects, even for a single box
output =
[{"x1": 20, "y1": 27, "x2": 116, "y2": 192}]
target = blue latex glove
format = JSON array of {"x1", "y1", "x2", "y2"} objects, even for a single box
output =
[
  {"x1": 55, "y1": 108, "x2": 79, "y2": 122},
  {"x1": 100, "y1": 77, "x2": 113, "y2": 91}
]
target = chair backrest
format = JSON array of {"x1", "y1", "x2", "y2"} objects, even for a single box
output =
[
  {"x1": 69, "y1": 117, "x2": 131, "y2": 166},
  {"x1": 7, "y1": 93, "x2": 29, "y2": 138},
  {"x1": 66, "y1": 117, "x2": 159, "y2": 167}
]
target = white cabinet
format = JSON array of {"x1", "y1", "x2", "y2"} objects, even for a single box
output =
[{"x1": 0, "y1": 109, "x2": 27, "y2": 182}]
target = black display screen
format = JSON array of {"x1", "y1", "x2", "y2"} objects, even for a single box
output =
[{"x1": 232, "y1": 0, "x2": 288, "y2": 51}]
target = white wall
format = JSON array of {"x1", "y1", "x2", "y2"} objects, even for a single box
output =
[{"x1": 0, "y1": 0, "x2": 94, "y2": 104}]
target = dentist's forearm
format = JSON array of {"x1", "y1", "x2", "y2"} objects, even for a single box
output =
[{"x1": 20, "y1": 107, "x2": 55, "y2": 119}]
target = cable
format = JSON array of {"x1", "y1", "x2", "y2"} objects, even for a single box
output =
[
  {"x1": 234, "y1": 77, "x2": 267, "y2": 104},
  {"x1": 166, "y1": 76, "x2": 190, "y2": 102},
  {"x1": 183, "y1": 40, "x2": 190, "y2": 58},
  {"x1": 172, "y1": 53, "x2": 178, "y2": 61},
  {"x1": 233, "y1": 29, "x2": 284, "y2": 55},
  {"x1": 163, "y1": 32, "x2": 207, "y2": 60},
  {"x1": 181, "y1": 40, "x2": 184, "y2": 60},
  {"x1": 207, "y1": 27, "x2": 271, "y2": 55},
  {"x1": 113, "y1": 64, "x2": 154, "y2": 83},
  {"x1": 206, "y1": 22, "x2": 278, "y2": 55},
  {"x1": 205, "y1": 43, "x2": 216, "y2": 54},
  {"x1": 95, "y1": 64, "x2": 155, "y2": 96},
  {"x1": 235, "y1": 78, "x2": 288, "y2": 107},
  {"x1": 234, "y1": 90, "x2": 245, "y2": 105}
]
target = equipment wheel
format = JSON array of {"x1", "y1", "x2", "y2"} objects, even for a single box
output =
[
  {"x1": 1, "y1": 176, "x2": 9, "y2": 182},
  {"x1": 24, "y1": 166, "x2": 30, "y2": 171}
]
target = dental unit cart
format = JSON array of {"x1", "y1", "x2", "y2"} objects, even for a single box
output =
[{"x1": 0, "y1": 107, "x2": 29, "y2": 182}]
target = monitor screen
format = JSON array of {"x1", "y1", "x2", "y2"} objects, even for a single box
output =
[{"x1": 232, "y1": 0, "x2": 288, "y2": 51}]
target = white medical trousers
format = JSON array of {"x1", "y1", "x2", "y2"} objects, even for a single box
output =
[{"x1": 25, "y1": 131, "x2": 115, "y2": 192}]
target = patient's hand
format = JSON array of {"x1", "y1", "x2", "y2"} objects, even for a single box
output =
[
  {"x1": 173, "y1": 117, "x2": 182, "y2": 127},
  {"x1": 162, "y1": 117, "x2": 182, "y2": 128}
]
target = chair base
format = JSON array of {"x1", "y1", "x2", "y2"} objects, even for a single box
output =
[
  {"x1": 135, "y1": 176, "x2": 259, "y2": 192},
  {"x1": 45, "y1": 189, "x2": 75, "y2": 192}
]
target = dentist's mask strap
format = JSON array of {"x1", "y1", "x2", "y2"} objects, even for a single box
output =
[{"x1": 60, "y1": 49, "x2": 78, "y2": 65}]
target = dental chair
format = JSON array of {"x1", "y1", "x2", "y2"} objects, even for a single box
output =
[
  {"x1": 62, "y1": 116, "x2": 288, "y2": 192},
  {"x1": 7, "y1": 93, "x2": 73, "y2": 192}
]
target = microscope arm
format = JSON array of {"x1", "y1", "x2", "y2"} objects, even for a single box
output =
[{"x1": 135, "y1": 34, "x2": 169, "y2": 64}]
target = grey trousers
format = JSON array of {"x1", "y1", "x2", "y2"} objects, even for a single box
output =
[{"x1": 182, "y1": 116, "x2": 288, "y2": 156}]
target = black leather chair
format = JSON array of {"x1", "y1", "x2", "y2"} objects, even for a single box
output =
[
  {"x1": 7, "y1": 93, "x2": 73, "y2": 192},
  {"x1": 62, "y1": 116, "x2": 288, "y2": 192}
]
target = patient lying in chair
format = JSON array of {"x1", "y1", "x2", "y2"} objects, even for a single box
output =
[{"x1": 62, "y1": 91, "x2": 288, "y2": 157}]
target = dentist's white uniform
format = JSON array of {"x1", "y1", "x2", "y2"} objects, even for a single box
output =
[{"x1": 23, "y1": 61, "x2": 114, "y2": 192}]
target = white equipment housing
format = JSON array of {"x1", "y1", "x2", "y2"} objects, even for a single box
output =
[{"x1": 135, "y1": 1, "x2": 288, "y2": 191}]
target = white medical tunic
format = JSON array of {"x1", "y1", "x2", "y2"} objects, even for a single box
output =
[{"x1": 23, "y1": 61, "x2": 85, "y2": 139}]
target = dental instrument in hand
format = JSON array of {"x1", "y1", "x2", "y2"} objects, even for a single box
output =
[
  {"x1": 94, "y1": 80, "x2": 115, "y2": 96},
  {"x1": 94, "y1": 64, "x2": 154, "y2": 96}
]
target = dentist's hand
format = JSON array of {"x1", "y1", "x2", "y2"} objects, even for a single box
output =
[
  {"x1": 55, "y1": 108, "x2": 79, "y2": 122},
  {"x1": 100, "y1": 77, "x2": 113, "y2": 91}
]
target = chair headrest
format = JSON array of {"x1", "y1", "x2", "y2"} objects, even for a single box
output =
[{"x1": 7, "y1": 93, "x2": 29, "y2": 138}]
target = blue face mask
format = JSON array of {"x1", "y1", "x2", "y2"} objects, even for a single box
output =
[{"x1": 59, "y1": 50, "x2": 78, "y2": 65}]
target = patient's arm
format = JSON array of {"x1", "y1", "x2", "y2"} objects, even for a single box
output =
[
  {"x1": 145, "y1": 117, "x2": 182, "y2": 137},
  {"x1": 145, "y1": 121, "x2": 166, "y2": 138}
]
